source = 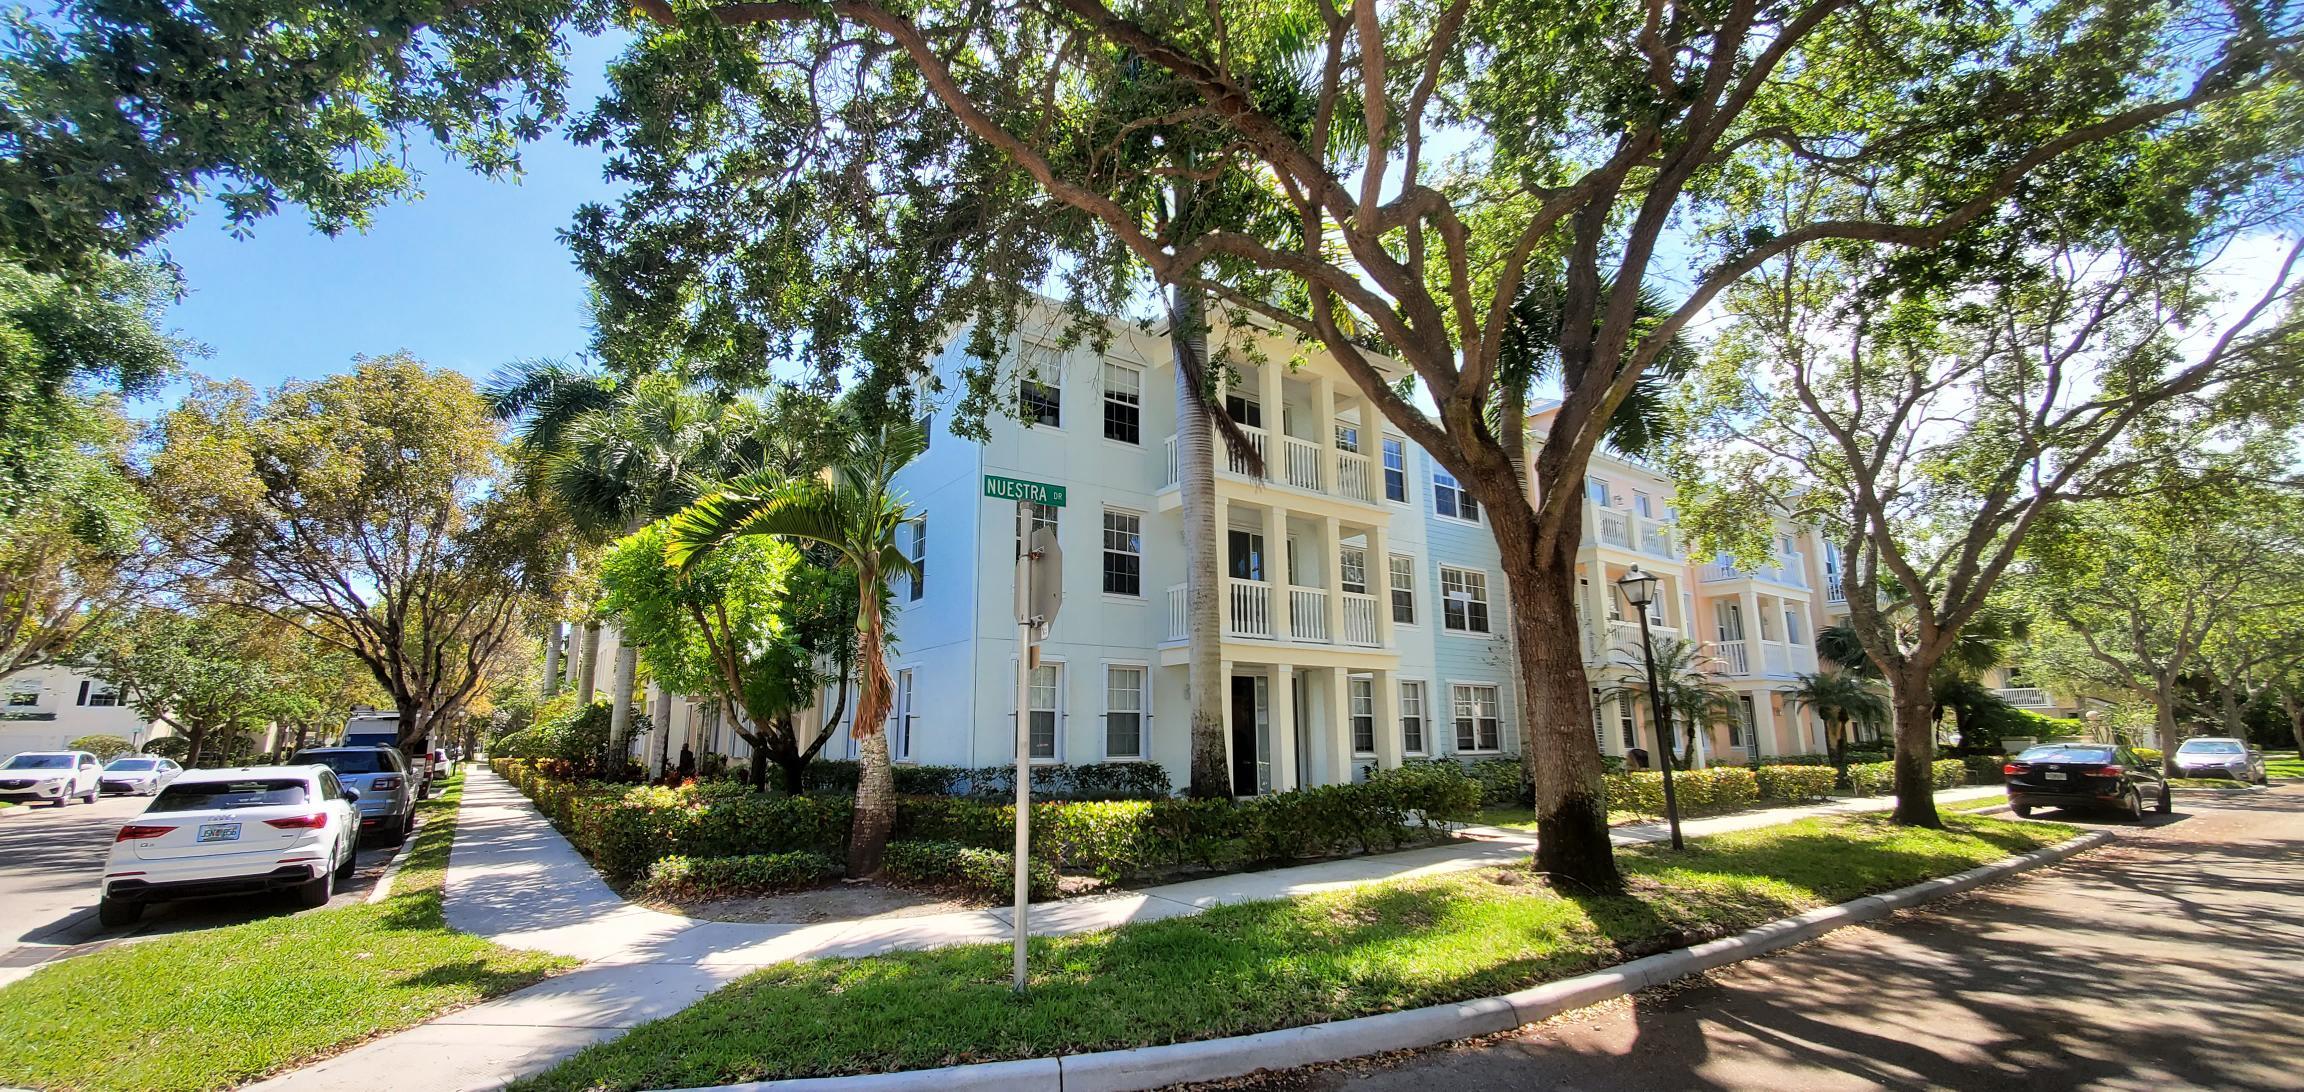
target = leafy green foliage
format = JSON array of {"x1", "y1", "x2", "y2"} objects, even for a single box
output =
[
  {"x1": 65, "y1": 733, "x2": 131, "y2": 760},
  {"x1": 882, "y1": 841, "x2": 1058, "y2": 901},
  {"x1": 638, "y1": 851, "x2": 842, "y2": 902},
  {"x1": 0, "y1": 254, "x2": 184, "y2": 513}
]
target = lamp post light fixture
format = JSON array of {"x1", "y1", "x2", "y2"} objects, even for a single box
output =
[{"x1": 1615, "y1": 564, "x2": 1685, "y2": 850}]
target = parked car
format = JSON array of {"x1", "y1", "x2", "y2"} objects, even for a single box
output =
[
  {"x1": 2005, "y1": 742, "x2": 2170, "y2": 820},
  {"x1": 99, "y1": 765, "x2": 360, "y2": 926},
  {"x1": 99, "y1": 755, "x2": 184, "y2": 796},
  {"x1": 292, "y1": 746, "x2": 416, "y2": 845},
  {"x1": 2170, "y1": 737, "x2": 2266, "y2": 784},
  {"x1": 0, "y1": 750, "x2": 102, "y2": 807}
]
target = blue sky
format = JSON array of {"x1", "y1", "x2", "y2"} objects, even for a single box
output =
[{"x1": 155, "y1": 32, "x2": 628, "y2": 398}]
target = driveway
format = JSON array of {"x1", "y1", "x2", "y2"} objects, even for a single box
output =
[
  {"x1": 0, "y1": 792, "x2": 405, "y2": 986},
  {"x1": 1227, "y1": 789, "x2": 2304, "y2": 1092}
]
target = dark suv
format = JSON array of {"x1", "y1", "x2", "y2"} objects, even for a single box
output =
[
  {"x1": 293, "y1": 746, "x2": 417, "y2": 845},
  {"x1": 2004, "y1": 742, "x2": 2170, "y2": 820}
]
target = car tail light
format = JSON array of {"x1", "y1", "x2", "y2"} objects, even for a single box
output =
[
  {"x1": 115, "y1": 824, "x2": 175, "y2": 841},
  {"x1": 263, "y1": 813, "x2": 329, "y2": 830},
  {"x1": 2089, "y1": 764, "x2": 2125, "y2": 778},
  {"x1": 2002, "y1": 763, "x2": 2029, "y2": 775},
  {"x1": 370, "y1": 776, "x2": 402, "y2": 790}
]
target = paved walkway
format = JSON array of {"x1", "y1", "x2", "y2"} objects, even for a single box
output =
[{"x1": 247, "y1": 770, "x2": 2007, "y2": 1091}]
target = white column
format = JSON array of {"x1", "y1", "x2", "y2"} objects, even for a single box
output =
[
  {"x1": 1264, "y1": 504, "x2": 1286, "y2": 638},
  {"x1": 1324, "y1": 514, "x2": 1346, "y2": 642},
  {"x1": 1219, "y1": 657, "x2": 1237, "y2": 786},
  {"x1": 1374, "y1": 670, "x2": 1402, "y2": 771},
  {"x1": 1270, "y1": 664, "x2": 1298, "y2": 792},
  {"x1": 1257, "y1": 361, "x2": 1284, "y2": 437},
  {"x1": 1326, "y1": 668, "x2": 1352, "y2": 785},
  {"x1": 1369, "y1": 520, "x2": 1394, "y2": 648},
  {"x1": 1755, "y1": 688, "x2": 1781, "y2": 756},
  {"x1": 1739, "y1": 589, "x2": 1762, "y2": 667},
  {"x1": 1313, "y1": 375, "x2": 1337, "y2": 493}
]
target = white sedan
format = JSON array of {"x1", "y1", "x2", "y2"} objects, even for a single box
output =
[
  {"x1": 0, "y1": 750, "x2": 102, "y2": 806},
  {"x1": 100, "y1": 765, "x2": 361, "y2": 927},
  {"x1": 99, "y1": 754, "x2": 184, "y2": 796}
]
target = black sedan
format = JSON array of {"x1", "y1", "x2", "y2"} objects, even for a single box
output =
[{"x1": 2004, "y1": 742, "x2": 2170, "y2": 820}]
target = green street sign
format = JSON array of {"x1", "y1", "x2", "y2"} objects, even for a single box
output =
[{"x1": 984, "y1": 474, "x2": 1067, "y2": 507}]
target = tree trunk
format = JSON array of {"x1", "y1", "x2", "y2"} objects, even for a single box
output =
[
  {"x1": 2283, "y1": 691, "x2": 2304, "y2": 756},
  {"x1": 607, "y1": 641, "x2": 638, "y2": 768},
  {"x1": 1888, "y1": 668, "x2": 1941, "y2": 827},
  {"x1": 1828, "y1": 717, "x2": 1850, "y2": 790},
  {"x1": 655, "y1": 687, "x2": 675, "y2": 777},
  {"x1": 749, "y1": 741, "x2": 770, "y2": 794},
  {"x1": 562, "y1": 622, "x2": 583, "y2": 691},
  {"x1": 847, "y1": 581, "x2": 897, "y2": 877},
  {"x1": 576, "y1": 622, "x2": 602, "y2": 702},
  {"x1": 776, "y1": 753, "x2": 807, "y2": 795},
  {"x1": 541, "y1": 621, "x2": 563, "y2": 697},
  {"x1": 1496, "y1": 505, "x2": 1622, "y2": 893},
  {"x1": 2154, "y1": 673, "x2": 2183, "y2": 767},
  {"x1": 1172, "y1": 284, "x2": 1231, "y2": 800},
  {"x1": 2217, "y1": 677, "x2": 2245, "y2": 739}
]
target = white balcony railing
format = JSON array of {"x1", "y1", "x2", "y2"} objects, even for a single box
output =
[
  {"x1": 1714, "y1": 639, "x2": 1752, "y2": 675},
  {"x1": 1282, "y1": 436, "x2": 1323, "y2": 491},
  {"x1": 1584, "y1": 505, "x2": 1677, "y2": 559},
  {"x1": 1341, "y1": 592, "x2": 1381, "y2": 646},
  {"x1": 1228, "y1": 578, "x2": 1276, "y2": 638},
  {"x1": 1335, "y1": 450, "x2": 1374, "y2": 502},
  {"x1": 1825, "y1": 572, "x2": 1846, "y2": 603},
  {"x1": 1761, "y1": 641, "x2": 1792, "y2": 675},
  {"x1": 1639, "y1": 521, "x2": 1677, "y2": 559},
  {"x1": 1166, "y1": 583, "x2": 1187, "y2": 642},
  {"x1": 1701, "y1": 554, "x2": 1808, "y2": 589},
  {"x1": 1287, "y1": 586, "x2": 1330, "y2": 642},
  {"x1": 1998, "y1": 686, "x2": 2052, "y2": 708},
  {"x1": 1230, "y1": 426, "x2": 1271, "y2": 477},
  {"x1": 1597, "y1": 509, "x2": 1634, "y2": 549}
]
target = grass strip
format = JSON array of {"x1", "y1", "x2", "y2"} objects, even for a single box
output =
[
  {"x1": 0, "y1": 772, "x2": 577, "y2": 1092},
  {"x1": 513, "y1": 812, "x2": 2075, "y2": 1092},
  {"x1": 2261, "y1": 751, "x2": 2302, "y2": 780}
]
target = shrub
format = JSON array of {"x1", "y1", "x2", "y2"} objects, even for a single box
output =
[
  {"x1": 490, "y1": 700, "x2": 646, "y2": 782},
  {"x1": 1961, "y1": 754, "x2": 2007, "y2": 785},
  {"x1": 1754, "y1": 764, "x2": 1837, "y2": 801},
  {"x1": 883, "y1": 840, "x2": 1057, "y2": 900},
  {"x1": 1602, "y1": 767, "x2": 1760, "y2": 815},
  {"x1": 638, "y1": 852, "x2": 841, "y2": 901},
  {"x1": 575, "y1": 783, "x2": 855, "y2": 882},
  {"x1": 1753, "y1": 752, "x2": 1831, "y2": 768},
  {"x1": 66, "y1": 734, "x2": 133, "y2": 761},
  {"x1": 2133, "y1": 746, "x2": 2162, "y2": 765},
  {"x1": 1463, "y1": 757, "x2": 1527, "y2": 806},
  {"x1": 1843, "y1": 759, "x2": 1964, "y2": 795}
]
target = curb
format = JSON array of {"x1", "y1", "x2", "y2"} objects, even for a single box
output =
[
  {"x1": 364, "y1": 820, "x2": 425, "y2": 905},
  {"x1": 662, "y1": 829, "x2": 2114, "y2": 1092}
]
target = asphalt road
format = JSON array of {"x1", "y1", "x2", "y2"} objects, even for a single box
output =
[
  {"x1": 1222, "y1": 789, "x2": 2304, "y2": 1092},
  {"x1": 0, "y1": 790, "x2": 405, "y2": 985}
]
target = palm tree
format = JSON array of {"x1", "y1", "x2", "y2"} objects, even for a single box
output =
[
  {"x1": 1817, "y1": 606, "x2": 2026, "y2": 748},
  {"x1": 1782, "y1": 667, "x2": 1891, "y2": 788},
  {"x1": 1601, "y1": 636, "x2": 1743, "y2": 769},
  {"x1": 666, "y1": 419, "x2": 924, "y2": 877}
]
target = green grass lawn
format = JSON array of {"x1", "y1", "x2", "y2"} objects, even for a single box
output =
[
  {"x1": 0, "y1": 773, "x2": 577, "y2": 1092},
  {"x1": 511, "y1": 812, "x2": 2076, "y2": 1092},
  {"x1": 2264, "y1": 751, "x2": 2303, "y2": 780}
]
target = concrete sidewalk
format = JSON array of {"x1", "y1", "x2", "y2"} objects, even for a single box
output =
[{"x1": 246, "y1": 769, "x2": 2006, "y2": 1091}]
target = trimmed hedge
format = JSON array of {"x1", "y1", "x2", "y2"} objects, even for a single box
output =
[
  {"x1": 1602, "y1": 766, "x2": 1761, "y2": 815},
  {"x1": 1847, "y1": 759, "x2": 1966, "y2": 796},
  {"x1": 883, "y1": 840, "x2": 1057, "y2": 900},
  {"x1": 1961, "y1": 754, "x2": 2007, "y2": 785},
  {"x1": 638, "y1": 852, "x2": 841, "y2": 901},
  {"x1": 1754, "y1": 764, "x2": 1837, "y2": 801},
  {"x1": 800, "y1": 760, "x2": 1172, "y2": 801}
]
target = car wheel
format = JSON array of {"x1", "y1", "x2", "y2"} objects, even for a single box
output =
[
  {"x1": 98, "y1": 896, "x2": 142, "y2": 928},
  {"x1": 334, "y1": 843, "x2": 357, "y2": 882},
  {"x1": 2011, "y1": 803, "x2": 2032, "y2": 818},
  {"x1": 295, "y1": 868, "x2": 333, "y2": 909},
  {"x1": 382, "y1": 817, "x2": 408, "y2": 848},
  {"x1": 2122, "y1": 788, "x2": 2145, "y2": 822},
  {"x1": 2155, "y1": 786, "x2": 2173, "y2": 814},
  {"x1": 81, "y1": 788, "x2": 96, "y2": 805}
]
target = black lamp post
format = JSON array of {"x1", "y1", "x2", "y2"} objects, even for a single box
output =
[{"x1": 1616, "y1": 565, "x2": 1684, "y2": 850}]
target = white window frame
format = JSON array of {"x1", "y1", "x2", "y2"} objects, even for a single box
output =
[
  {"x1": 907, "y1": 516, "x2": 927, "y2": 602},
  {"x1": 5, "y1": 685, "x2": 39, "y2": 707},
  {"x1": 891, "y1": 668, "x2": 917, "y2": 761},
  {"x1": 1102, "y1": 661, "x2": 1150, "y2": 760},
  {"x1": 1381, "y1": 437, "x2": 1408, "y2": 503},
  {"x1": 1102, "y1": 507, "x2": 1144, "y2": 599},
  {"x1": 1339, "y1": 545, "x2": 1368, "y2": 595},
  {"x1": 1349, "y1": 675, "x2": 1377, "y2": 756},
  {"x1": 1101, "y1": 361, "x2": 1142, "y2": 445},
  {"x1": 1388, "y1": 554, "x2": 1417, "y2": 626},
  {"x1": 1399, "y1": 679, "x2": 1428, "y2": 756},
  {"x1": 1432, "y1": 466, "x2": 1480, "y2": 523},
  {"x1": 1013, "y1": 656, "x2": 1066, "y2": 762},
  {"x1": 1451, "y1": 682, "x2": 1503, "y2": 754},
  {"x1": 1440, "y1": 565, "x2": 1492, "y2": 635},
  {"x1": 1783, "y1": 606, "x2": 1805, "y2": 646},
  {"x1": 1020, "y1": 358, "x2": 1062, "y2": 429}
]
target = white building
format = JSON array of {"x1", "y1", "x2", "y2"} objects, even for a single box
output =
[{"x1": 0, "y1": 664, "x2": 173, "y2": 758}]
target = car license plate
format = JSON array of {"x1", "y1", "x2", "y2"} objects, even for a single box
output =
[
  {"x1": 197, "y1": 823, "x2": 242, "y2": 843},
  {"x1": 2044, "y1": 772, "x2": 2067, "y2": 781}
]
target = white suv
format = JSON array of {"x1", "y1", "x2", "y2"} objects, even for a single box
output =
[
  {"x1": 100, "y1": 765, "x2": 360, "y2": 927},
  {"x1": 0, "y1": 750, "x2": 102, "y2": 806}
]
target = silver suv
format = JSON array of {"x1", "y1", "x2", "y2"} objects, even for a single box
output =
[{"x1": 292, "y1": 746, "x2": 417, "y2": 845}]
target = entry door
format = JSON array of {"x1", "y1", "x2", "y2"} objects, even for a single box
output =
[
  {"x1": 1229, "y1": 675, "x2": 1266, "y2": 796},
  {"x1": 1228, "y1": 530, "x2": 1265, "y2": 581},
  {"x1": 1716, "y1": 600, "x2": 1746, "y2": 642}
]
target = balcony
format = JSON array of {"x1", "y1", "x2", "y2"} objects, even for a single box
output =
[
  {"x1": 1161, "y1": 428, "x2": 1379, "y2": 505},
  {"x1": 1707, "y1": 638, "x2": 1816, "y2": 677},
  {"x1": 1825, "y1": 572, "x2": 1846, "y2": 604},
  {"x1": 1584, "y1": 506, "x2": 1678, "y2": 560},
  {"x1": 1699, "y1": 552, "x2": 1808, "y2": 590},
  {"x1": 1997, "y1": 686, "x2": 2053, "y2": 709},
  {"x1": 1165, "y1": 581, "x2": 1387, "y2": 649}
]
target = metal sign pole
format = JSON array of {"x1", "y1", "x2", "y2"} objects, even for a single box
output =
[{"x1": 1012, "y1": 501, "x2": 1033, "y2": 994}]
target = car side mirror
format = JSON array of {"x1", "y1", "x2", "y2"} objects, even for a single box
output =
[{"x1": 344, "y1": 789, "x2": 361, "y2": 803}]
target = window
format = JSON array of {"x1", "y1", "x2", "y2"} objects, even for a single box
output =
[
  {"x1": 1350, "y1": 677, "x2": 1376, "y2": 755},
  {"x1": 1339, "y1": 546, "x2": 1367, "y2": 595},
  {"x1": 1227, "y1": 529, "x2": 1265, "y2": 581},
  {"x1": 1432, "y1": 467, "x2": 1480, "y2": 522},
  {"x1": 1734, "y1": 695, "x2": 1756, "y2": 750},
  {"x1": 1453, "y1": 684, "x2": 1501, "y2": 752},
  {"x1": 1647, "y1": 581, "x2": 1667, "y2": 626},
  {"x1": 1102, "y1": 363, "x2": 1142, "y2": 444},
  {"x1": 1585, "y1": 476, "x2": 1611, "y2": 507},
  {"x1": 1027, "y1": 664, "x2": 1060, "y2": 759},
  {"x1": 1783, "y1": 608, "x2": 1804, "y2": 645},
  {"x1": 5, "y1": 688, "x2": 36, "y2": 707},
  {"x1": 1018, "y1": 502, "x2": 1058, "y2": 555},
  {"x1": 1381, "y1": 438, "x2": 1407, "y2": 501},
  {"x1": 1619, "y1": 696, "x2": 1638, "y2": 748},
  {"x1": 1334, "y1": 423, "x2": 1360, "y2": 453},
  {"x1": 1223, "y1": 393, "x2": 1262, "y2": 428},
  {"x1": 1102, "y1": 509, "x2": 1143, "y2": 597},
  {"x1": 1440, "y1": 566, "x2": 1491, "y2": 634},
  {"x1": 78, "y1": 681, "x2": 121, "y2": 708},
  {"x1": 1400, "y1": 681, "x2": 1427, "y2": 754},
  {"x1": 1105, "y1": 666, "x2": 1145, "y2": 759},
  {"x1": 893, "y1": 670, "x2": 916, "y2": 760},
  {"x1": 1020, "y1": 362, "x2": 1061, "y2": 427},
  {"x1": 907, "y1": 517, "x2": 927, "y2": 601},
  {"x1": 1388, "y1": 554, "x2": 1416, "y2": 624},
  {"x1": 1633, "y1": 491, "x2": 1653, "y2": 517},
  {"x1": 1590, "y1": 687, "x2": 1606, "y2": 748}
]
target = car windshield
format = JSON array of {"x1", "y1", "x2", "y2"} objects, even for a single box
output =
[
  {"x1": 150, "y1": 779, "x2": 309, "y2": 812},
  {"x1": 296, "y1": 750, "x2": 394, "y2": 775},
  {"x1": 2177, "y1": 740, "x2": 2244, "y2": 755},
  {"x1": 105, "y1": 758, "x2": 157, "y2": 771},
  {"x1": 2, "y1": 754, "x2": 70, "y2": 769},
  {"x1": 2016, "y1": 745, "x2": 2115, "y2": 764}
]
